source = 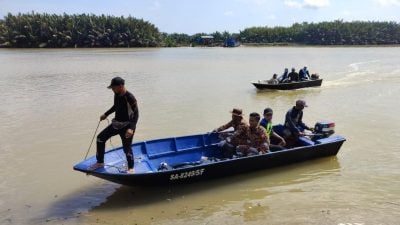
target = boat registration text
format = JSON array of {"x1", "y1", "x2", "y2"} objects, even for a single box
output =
[{"x1": 170, "y1": 168, "x2": 205, "y2": 180}]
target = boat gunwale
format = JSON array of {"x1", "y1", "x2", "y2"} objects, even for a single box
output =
[
  {"x1": 251, "y1": 78, "x2": 323, "y2": 90},
  {"x1": 74, "y1": 135, "x2": 346, "y2": 176}
]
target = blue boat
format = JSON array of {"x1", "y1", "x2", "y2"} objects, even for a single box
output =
[
  {"x1": 73, "y1": 122, "x2": 345, "y2": 186},
  {"x1": 223, "y1": 37, "x2": 240, "y2": 47}
]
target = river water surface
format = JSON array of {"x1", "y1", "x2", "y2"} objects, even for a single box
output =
[{"x1": 0, "y1": 47, "x2": 399, "y2": 225}]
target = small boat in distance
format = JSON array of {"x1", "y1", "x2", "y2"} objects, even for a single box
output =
[
  {"x1": 73, "y1": 122, "x2": 345, "y2": 187},
  {"x1": 252, "y1": 78, "x2": 323, "y2": 90},
  {"x1": 223, "y1": 37, "x2": 240, "y2": 47}
]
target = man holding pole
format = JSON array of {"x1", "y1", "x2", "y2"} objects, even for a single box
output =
[{"x1": 89, "y1": 77, "x2": 139, "y2": 173}]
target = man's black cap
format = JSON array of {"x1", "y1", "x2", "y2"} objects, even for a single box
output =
[
  {"x1": 107, "y1": 77, "x2": 125, "y2": 88},
  {"x1": 263, "y1": 108, "x2": 273, "y2": 115}
]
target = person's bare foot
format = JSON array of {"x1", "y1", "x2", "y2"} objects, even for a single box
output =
[
  {"x1": 88, "y1": 163, "x2": 104, "y2": 171},
  {"x1": 127, "y1": 168, "x2": 135, "y2": 174}
]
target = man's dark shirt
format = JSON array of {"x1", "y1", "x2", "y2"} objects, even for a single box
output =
[
  {"x1": 104, "y1": 91, "x2": 139, "y2": 129},
  {"x1": 299, "y1": 69, "x2": 310, "y2": 80},
  {"x1": 284, "y1": 107, "x2": 308, "y2": 134},
  {"x1": 288, "y1": 71, "x2": 299, "y2": 82}
]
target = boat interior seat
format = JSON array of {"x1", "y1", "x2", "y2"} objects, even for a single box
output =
[
  {"x1": 134, "y1": 160, "x2": 153, "y2": 172},
  {"x1": 149, "y1": 151, "x2": 204, "y2": 171},
  {"x1": 272, "y1": 124, "x2": 284, "y2": 133},
  {"x1": 273, "y1": 124, "x2": 315, "y2": 146},
  {"x1": 314, "y1": 135, "x2": 343, "y2": 144},
  {"x1": 298, "y1": 136, "x2": 314, "y2": 146}
]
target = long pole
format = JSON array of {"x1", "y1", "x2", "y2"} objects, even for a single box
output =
[{"x1": 84, "y1": 120, "x2": 101, "y2": 160}]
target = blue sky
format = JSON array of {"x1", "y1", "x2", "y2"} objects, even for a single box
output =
[{"x1": 1, "y1": 0, "x2": 400, "y2": 34}]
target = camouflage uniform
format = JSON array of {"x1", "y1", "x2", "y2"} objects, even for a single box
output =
[
  {"x1": 229, "y1": 123, "x2": 250, "y2": 146},
  {"x1": 237, "y1": 125, "x2": 269, "y2": 155},
  {"x1": 219, "y1": 122, "x2": 249, "y2": 158},
  {"x1": 216, "y1": 119, "x2": 247, "y2": 132}
]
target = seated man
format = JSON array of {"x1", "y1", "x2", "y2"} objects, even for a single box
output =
[
  {"x1": 259, "y1": 108, "x2": 286, "y2": 151},
  {"x1": 267, "y1": 74, "x2": 279, "y2": 84},
  {"x1": 214, "y1": 108, "x2": 248, "y2": 158},
  {"x1": 213, "y1": 108, "x2": 247, "y2": 133},
  {"x1": 218, "y1": 118, "x2": 249, "y2": 158},
  {"x1": 236, "y1": 112, "x2": 269, "y2": 156},
  {"x1": 288, "y1": 67, "x2": 299, "y2": 82},
  {"x1": 283, "y1": 100, "x2": 314, "y2": 147},
  {"x1": 278, "y1": 68, "x2": 289, "y2": 83},
  {"x1": 299, "y1": 66, "x2": 310, "y2": 81}
]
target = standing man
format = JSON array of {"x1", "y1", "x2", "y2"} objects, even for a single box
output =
[
  {"x1": 283, "y1": 100, "x2": 313, "y2": 146},
  {"x1": 89, "y1": 77, "x2": 139, "y2": 173}
]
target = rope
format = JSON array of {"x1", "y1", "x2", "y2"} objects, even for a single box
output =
[
  {"x1": 83, "y1": 118, "x2": 116, "y2": 159},
  {"x1": 103, "y1": 164, "x2": 125, "y2": 173},
  {"x1": 84, "y1": 118, "x2": 130, "y2": 172},
  {"x1": 84, "y1": 120, "x2": 101, "y2": 160}
]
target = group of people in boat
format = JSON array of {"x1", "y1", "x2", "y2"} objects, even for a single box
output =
[
  {"x1": 212, "y1": 99, "x2": 313, "y2": 158},
  {"x1": 87, "y1": 76, "x2": 314, "y2": 173},
  {"x1": 267, "y1": 66, "x2": 319, "y2": 84}
]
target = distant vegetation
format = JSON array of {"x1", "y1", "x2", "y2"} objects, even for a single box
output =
[
  {"x1": 1, "y1": 13, "x2": 400, "y2": 48},
  {"x1": 0, "y1": 13, "x2": 161, "y2": 47},
  {"x1": 162, "y1": 31, "x2": 238, "y2": 47},
  {"x1": 240, "y1": 21, "x2": 400, "y2": 45}
]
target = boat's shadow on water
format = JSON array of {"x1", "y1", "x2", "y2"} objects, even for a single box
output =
[
  {"x1": 42, "y1": 157, "x2": 340, "y2": 222},
  {"x1": 249, "y1": 87, "x2": 323, "y2": 104},
  {"x1": 93, "y1": 157, "x2": 341, "y2": 209}
]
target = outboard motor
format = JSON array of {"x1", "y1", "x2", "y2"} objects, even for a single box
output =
[
  {"x1": 314, "y1": 121, "x2": 335, "y2": 139},
  {"x1": 311, "y1": 73, "x2": 320, "y2": 80}
]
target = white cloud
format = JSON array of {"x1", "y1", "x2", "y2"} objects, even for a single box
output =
[
  {"x1": 284, "y1": 0, "x2": 303, "y2": 8},
  {"x1": 224, "y1": 11, "x2": 234, "y2": 16},
  {"x1": 235, "y1": 0, "x2": 268, "y2": 6},
  {"x1": 284, "y1": 0, "x2": 330, "y2": 9},
  {"x1": 304, "y1": 0, "x2": 330, "y2": 8},
  {"x1": 251, "y1": 0, "x2": 268, "y2": 5},
  {"x1": 375, "y1": 0, "x2": 400, "y2": 6}
]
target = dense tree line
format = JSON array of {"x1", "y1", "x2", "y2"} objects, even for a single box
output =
[
  {"x1": 166, "y1": 21, "x2": 400, "y2": 46},
  {"x1": 161, "y1": 32, "x2": 192, "y2": 47},
  {"x1": 0, "y1": 13, "x2": 399, "y2": 48},
  {"x1": 0, "y1": 13, "x2": 161, "y2": 47},
  {"x1": 239, "y1": 20, "x2": 400, "y2": 45}
]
